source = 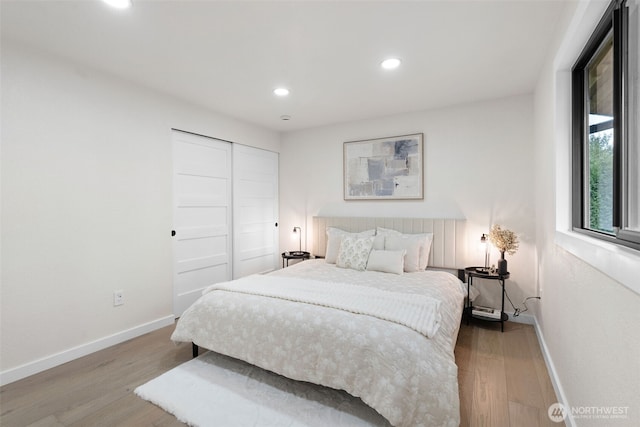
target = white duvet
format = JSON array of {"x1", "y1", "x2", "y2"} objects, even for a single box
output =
[{"x1": 171, "y1": 260, "x2": 466, "y2": 427}]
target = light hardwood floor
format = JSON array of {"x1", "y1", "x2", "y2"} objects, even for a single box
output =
[
  {"x1": 455, "y1": 321, "x2": 559, "y2": 427},
  {"x1": 1, "y1": 321, "x2": 558, "y2": 426}
]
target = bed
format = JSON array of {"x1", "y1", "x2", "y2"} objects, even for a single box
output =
[{"x1": 171, "y1": 217, "x2": 467, "y2": 427}]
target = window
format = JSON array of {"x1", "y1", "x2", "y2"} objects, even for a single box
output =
[{"x1": 572, "y1": 0, "x2": 640, "y2": 251}]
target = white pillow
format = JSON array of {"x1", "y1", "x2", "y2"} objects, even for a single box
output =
[
  {"x1": 420, "y1": 233, "x2": 434, "y2": 269},
  {"x1": 384, "y1": 235, "x2": 422, "y2": 272},
  {"x1": 376, "y1": 227, "x2": 434, "y2": 269},
  {"x1": 325, "y1": 228, "x2": 375, "y2": 263},
  {"x1": 366, "y1": 249, "x2": 406, "y2": 275},
  {"x1": 372, "y1": 234, "x2": 385, "y2": 250},
  {"x1": 336, "y1": 236, "x2": 374, "y2": 271}
]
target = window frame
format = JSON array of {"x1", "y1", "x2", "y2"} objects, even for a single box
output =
[{"x1": 571, "y1": 0, "x2": 640, "y2": 251}]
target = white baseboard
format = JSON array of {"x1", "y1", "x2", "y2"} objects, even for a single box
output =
[
  {"x1": 0, "y1": 315, "x2": 175, "y2": 387},
  {"x1": 530, "y1": 316, "x2": 575, "y2": 427}
]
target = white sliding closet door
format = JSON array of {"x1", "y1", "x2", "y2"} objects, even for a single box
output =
[
  {"x1": 172, "y1": 131, "x2": 232, "y2": 317},
  {"x1": 233, "y1": 144, "x2": 279, "y2": 278}
]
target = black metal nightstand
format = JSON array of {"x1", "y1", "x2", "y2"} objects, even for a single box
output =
[
  {"x1": 464, "y1": 266, "x2": 510, "y2": 332},
  {"x1": 281, "y1": 251, "x2": 310, "y2": 268}
]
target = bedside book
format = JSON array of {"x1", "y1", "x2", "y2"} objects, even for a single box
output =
[{"x1": 472, "y1": 305, "x2": 501, "y2": 319}]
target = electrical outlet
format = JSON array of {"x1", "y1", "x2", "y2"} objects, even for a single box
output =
[{"x1": 114, "y1": 290, "x2": 124, "y2": 306}]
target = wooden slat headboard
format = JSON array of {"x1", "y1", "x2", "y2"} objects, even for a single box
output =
[{"x1": 312, "y1": 216, "x2": 466, "y2": 269}]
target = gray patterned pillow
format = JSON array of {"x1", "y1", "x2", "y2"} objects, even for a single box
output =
[
  {"x1": 336, "y1": 236, "x2": 374, "y2": 271},
  {"x1": 325, "y1": 228, "x2": 375, "y2": 263}
]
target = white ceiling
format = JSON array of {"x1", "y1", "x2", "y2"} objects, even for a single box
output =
[{"x1": 1, "y1": 0, "x2": 567, "y2": 132}]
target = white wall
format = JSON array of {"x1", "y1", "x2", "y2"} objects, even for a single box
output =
[
  {"x1": 533, "y1": 1, "x2": 640, "y2": 426},
  {"x1": 280, "y1": 95, "x2": 538, "y2": 310},
  {"x1": 0, "y1": 40, "x2": 279, "y2": 382}
]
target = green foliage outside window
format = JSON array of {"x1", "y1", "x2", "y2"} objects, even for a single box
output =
[{"x1": 589, "y1": 131, "x2": 614, "y2": 233}]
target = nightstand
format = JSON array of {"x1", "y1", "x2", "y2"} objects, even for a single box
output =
[
  {"x1": 464, "y1": 266, "x2": 510, "y2": 332},
  {"x1": 281, "y1": 251, "x2": 310, "y2": 268}
]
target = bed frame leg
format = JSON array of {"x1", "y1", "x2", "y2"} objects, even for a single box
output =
[{"x1": 192, "y1": 343, "x2": 199, "y2": 358}]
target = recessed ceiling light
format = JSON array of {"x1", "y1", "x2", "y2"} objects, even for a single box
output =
[
  {"x1": 273, "y1": 88, "x2": 290, "y2": 97},
  {"x1": 102, "y1": 0, "x2": 132, "y2": 9},
  {"x1": 381, "y1": 58, "x2": 401, "y2": 70},
  {"x1": 280, "y1": 115, "x2": 291, "y2": 121}
]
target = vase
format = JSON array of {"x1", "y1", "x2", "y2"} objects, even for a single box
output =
[{"x1": 497, "y1": 251, "x2": 508, "y2": 275}]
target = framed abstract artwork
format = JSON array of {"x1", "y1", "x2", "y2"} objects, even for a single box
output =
[{"x1": 343, "y1": 133, "x2": 424, "y2": 200}]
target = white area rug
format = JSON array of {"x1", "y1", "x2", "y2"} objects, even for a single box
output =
[{"x1": 135, "y1": 351, "x2": 391, "y2": 427}]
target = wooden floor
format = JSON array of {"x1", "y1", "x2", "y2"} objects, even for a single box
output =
[
  {"x1": 1, "y1": 321, "x2": 558, "y2": 427},
  {"x1": 455, "y1": 321, "x2": 559, "y2": 427}
]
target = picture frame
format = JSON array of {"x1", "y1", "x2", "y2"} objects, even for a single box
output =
[{"x1": 343, "y1": 133, "x2": 424, "y2": 200}]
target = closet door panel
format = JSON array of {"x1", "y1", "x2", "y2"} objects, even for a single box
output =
[
  {"x1": 233, "y1": 144, "x2": 279, "y2": 278},
  {"x1": 172, "y1": 130, "x2": 232, "y2": 317}
]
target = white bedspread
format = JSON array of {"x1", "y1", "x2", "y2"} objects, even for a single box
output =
[
  {"x1": 205, "y1": 275, "x2": 443, "y2": 339},
  {"x1": 172, "y1": 260, "x2": 465, "y2": 427}
]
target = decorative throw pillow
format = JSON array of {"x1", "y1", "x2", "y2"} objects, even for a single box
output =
[
  {"x1": 325, "y1": 228, "x2": 375, "y2": 264},
  {"x1": 384, "y1": 235, "x2": 423, "y2": 272},
  {"x1": 366, "y1": 249, "x2": 406, "y2": 275},
  {"x1": 376, "y1": 227, "x2": 434, "y2": 270},
  {"x1": 336, "y1": 236, "x2": 374, "y2": 271}
]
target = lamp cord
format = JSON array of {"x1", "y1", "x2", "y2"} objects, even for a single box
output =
[{"x1": 504, "y1": 289, "x2": 541, "y2": 317}]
